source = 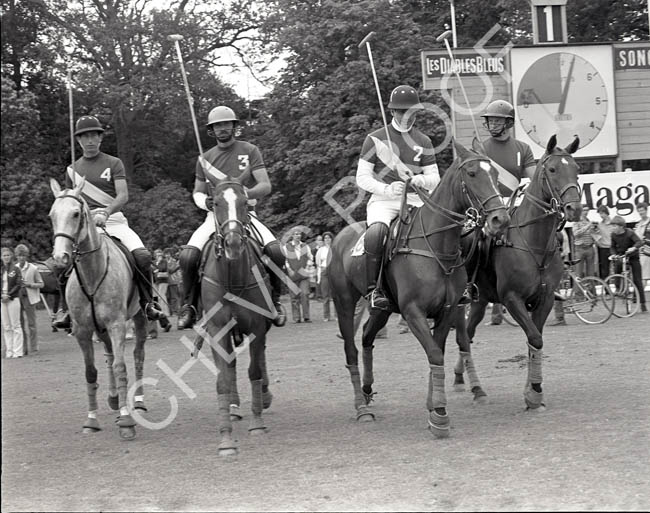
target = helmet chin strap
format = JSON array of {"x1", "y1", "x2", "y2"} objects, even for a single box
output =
[{"x1": 391, "y1": 117, "x2": 413, "y2": 133}]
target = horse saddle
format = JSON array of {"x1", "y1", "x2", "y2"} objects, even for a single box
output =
[
  {"x1": 107, "y1": 235, "x2": 138, "y2": 273},
  {"x1": 350, "y1": 206, "x2": 419, "y2": 259}
]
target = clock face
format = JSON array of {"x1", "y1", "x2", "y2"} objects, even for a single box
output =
[{"x1": 515, "y1": 52, "x2": 608, "y2": 150}]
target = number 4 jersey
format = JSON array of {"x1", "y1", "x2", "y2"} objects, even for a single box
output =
[{"x1": 66, "y1": 152, "x2": 127, "y2": 210}]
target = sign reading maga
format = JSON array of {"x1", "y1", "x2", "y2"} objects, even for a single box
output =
[{"x1": 579, "y1": 170, "x2": 649, "y2": 222}]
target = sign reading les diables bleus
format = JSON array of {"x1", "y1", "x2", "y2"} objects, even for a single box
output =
[{"x1": 422, "y1": 50, "x2": 507, "y2": 79}]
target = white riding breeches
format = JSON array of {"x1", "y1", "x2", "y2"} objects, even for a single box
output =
[
  {"x1": 187, "y1": 211, "x2": 277, "y2": 251},
  {"x1": 96, "y1": 211, "x2": 144, "y2": 251},
  {"x1": 366, "y1": 193, "x2": 423, "y2": 226}
]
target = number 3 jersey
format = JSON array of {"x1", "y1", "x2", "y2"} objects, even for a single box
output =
[
  {"x1": 195, "y1": 140, "x2": 264, "y2": 192},
  {"x1": 66, "y1": 152, "x2": 127, "y2": 210}
]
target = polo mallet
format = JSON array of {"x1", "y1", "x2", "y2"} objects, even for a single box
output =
[
  {"x1": 436, "y1": 30, "x2": 482, "y2": 143},
  {"x1": 66, "y1": 68, "x2": 76, "y2": 186},
  {"x1": 167, "y1": 34, "x2": 205, "y2": 156},
  {"x1": 358, "y1": 32, "x2": 397, "y2": 172}
]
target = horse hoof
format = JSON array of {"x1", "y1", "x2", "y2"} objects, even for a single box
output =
[
  {"x1": 218, "y1": 447, "x2": 238, "y2": 457},
  {"x1": 356, "y1": 407, "x2": 375, "y2": 422},
  {"x1": 83, "y1": 417, "x2": 101, "y2": 432},
  {"x1": 119, "y1": 426, "x2": 136, "y2": 440},
  {"x1": 249, "y1": 427, "x2": 267, "y2": 436},
  {"x1": 525, "y1": 403, "x2": 547, "y2": 413},
  {"x1": 82, "y1": 427, "x2": 100, "y2": 434},
  {"x1": 262, "y1": 391, "x2": 273, "y2": 410},
  {"x1": 134, "y1": 401, "x2": 147, "y2": 412},
  {"x1": 524, "y1": 387, "x2": 545, "y2": 411},
  {"x1": 229, "y1": 405, "x2": 243, "y2": 421},
  {"x1": 453, "y1": 383, "x2": 466, "y2": 393},
  {"x1": 471, "y1": 386, "x2": 488, "y2": 404},
  {"x1": 428, "y1": 411, "x2": 450, "y2": 439},
  {"x1": 107, "y1": 394, "x2": 119, "y2": 411},
  {"x1": 117, "y1": 414, "x2": 136, "y2": 428}
]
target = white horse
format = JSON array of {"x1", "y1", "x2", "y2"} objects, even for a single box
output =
[{"x1": 49, "y1": 178, "x2": 148, "y2": 439}]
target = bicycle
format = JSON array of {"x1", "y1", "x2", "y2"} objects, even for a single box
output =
[
  {"x1": 605, "y1": 254, "x2": 640, "y2": 318},
  {"x1": 554, "y1": 260, "x2": 615, "y2": 324}
]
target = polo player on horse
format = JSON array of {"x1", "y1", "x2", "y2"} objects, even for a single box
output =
[{"x1": 356, "y1": 84, "x2": 471, "y2": 310}]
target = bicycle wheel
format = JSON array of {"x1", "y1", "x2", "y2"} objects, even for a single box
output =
[
  {"x1": 567, "y1": 276, "x2": 614, "y2": 324},
  {"x1": 604, "y1": 274, "x2": 640, "y2": 318}
]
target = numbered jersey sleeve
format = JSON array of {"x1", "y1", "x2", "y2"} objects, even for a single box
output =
[{"x1": 195, "y1": 141, "x2": 265, "y2": 189}]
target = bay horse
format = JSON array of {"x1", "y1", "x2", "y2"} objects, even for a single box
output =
[
  {"x1": 329, "y1": 139, "x2": 510, "y2": 437},
  {"x1": 49, "y1": 178, "x2": 148, "y2": 439},
  {"x1": 198, "y1": 179, "x2": 274, "y2": 456},
  {"x1": 454, "y1": 135, "x2": 582, "y2": 411}
]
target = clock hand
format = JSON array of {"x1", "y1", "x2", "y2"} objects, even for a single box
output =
[
  {"x1": 558, "y1": 55, "x2": 576, "y2": 115},
  {"x1": 530, "y1": 91, "x2": 557, "y2": 121}
]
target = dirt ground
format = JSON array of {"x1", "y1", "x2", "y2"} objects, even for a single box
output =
[{"x1": 2, "y1": 302, "x2": 649, "y2": 512}]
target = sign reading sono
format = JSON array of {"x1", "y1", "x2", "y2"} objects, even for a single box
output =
[{"x1": 614, "y1": 46, "x2": 650, "y2": 70}]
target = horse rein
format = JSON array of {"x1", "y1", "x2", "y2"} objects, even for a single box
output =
[
  {"x1": 51, "y1": 193, "x2": 110, "y2": 332},
  {"x1": 211, "y1": 181, "x2": 249, "y2": 257}
]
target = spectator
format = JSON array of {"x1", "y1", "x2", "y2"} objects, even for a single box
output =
[
  {"x1": 572, "y1": 207, "x2": 597, "y2": 278},
  {"x1": 165, "y1": 248, "x2": 181, "y2": 316},
  {"x1": 284, "y1": 229, "x2": 313, "y2": 323},
  {"x1": 15, "y1": 244, "x2": 44, "y2": 355},
  {"x1": 315, "y1": 232, "x2": 334, "y2": 321},
  {"x1": 633, "y1": 202, "x2": 650, "y2": 288},
  {"x1": 312, "y1": 235, "x2": 324, "y2": 300},
  {"x1": 610, "y1": 216, "x2": 647, "y2": 313},
  {"x1": 1, "y1": 247, "x2": 24, "y2": 358},
  {"x1": 153, "y1": 248, "x2": 170, "y2": 318},
  {"x1": 549, "y1": 229, "x2": 570, "y2": 326},
  {"x1": 594, "y1": 205, "x2": 614, "y2": 279}
]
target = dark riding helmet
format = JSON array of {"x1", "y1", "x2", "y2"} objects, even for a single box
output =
[
  {"x1": 481, "y1": 100, "x2": 515, "y2": 120},
  {"x1": 387, "y1": 85, "x2": 423, "y2": 110},
  {"x1": 74, "y1": 115, "x2": 105, "y2": 136}
]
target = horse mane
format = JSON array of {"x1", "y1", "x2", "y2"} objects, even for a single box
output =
[{"x1": 430, "y1": 146, "x2": 481, "y2": 205}]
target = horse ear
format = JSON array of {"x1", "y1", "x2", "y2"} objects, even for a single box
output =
[
  {"x1": 452, "y1": 138, "x2": 470, "y2": 159},
  {"x1": 546, "y1": 134, "x2": 557, "y2": 154},
  {"x1": 50, "y1": 178, "x2": 62, "y2": 197},
  {"x1": 471, "y1": 137, "x2": 486, "y2": 155},
  {"x1": 565, "y1": 136, "x2": 580, "y2": 154},
  {"x1": 73, "y1": 176, "x2": 86, "y2": 195}
]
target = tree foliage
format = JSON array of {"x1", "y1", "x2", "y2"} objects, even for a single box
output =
[{"x1": 1, "y1": 0, "x2": 648, "y2": 255}]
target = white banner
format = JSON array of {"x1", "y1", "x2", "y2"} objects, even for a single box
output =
[{"x1": 579, "y1": 170, "x2": 650, "y2": 223}]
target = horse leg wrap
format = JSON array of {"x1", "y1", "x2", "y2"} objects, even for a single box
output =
[
  {"x1": 362, "y1": 346, "x2": 374, "y2": 388},
  {"x1": 453, "y1": 353, "x2": 465, "y2": 376},
  {"x1": 87, "y1": 382, "x2": 99, "y2": 412},
  {"x1": 460, "y1": 352, "x2": 481, "y2": 390},
  {"x1": 217, "y1": 393, "x2": 233, "y2": 430},
  {"x1": 427, "y1": 364, "x2": 447, "y2": 410},
  {"x1": 249, "y1": 379, "x2": 266, "y2": 432},
  {"x1": 228, "y1": 367, "x2": 240, "y2": 407},
  {"x1": 346, "y1": 364, "x2": 365, "y2": 410},
  {"x1": 250, "y1": 379, "x2": 264, "y2": 416},
  {"x1": 527, "y1": 344, "x2": 543, "y2": 384}
]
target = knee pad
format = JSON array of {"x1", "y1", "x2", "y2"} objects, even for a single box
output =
[
  {"x1": 180, "y1": 246, "x2": 202, "y2": 272},
  {"x1": 264, "y1": 241, "x2": 286, "y2": 268},
  {"x1": 132, "y1": 248, "x2": 152, "y2": 270},
  {"x1": 364, "y1": 223, "x2": 389, "y2": 256}
]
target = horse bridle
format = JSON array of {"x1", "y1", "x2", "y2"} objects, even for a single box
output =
[
  {"x1": 413, "y1": 156, "x2": 505, "y2": 230},
  {"x1": 52, "y1": 194, "x2": 103, "y2": 257},
  {"x1": 211, "y1": 181, "x2": 249, "y2": 257},
  {"x1": 525, "y1": 152, "x2": 582, "y2": 217}
]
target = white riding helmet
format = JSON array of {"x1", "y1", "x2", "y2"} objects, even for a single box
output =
[{"x1": 206, "y1": 106, "x2": 238, "y2": 126}]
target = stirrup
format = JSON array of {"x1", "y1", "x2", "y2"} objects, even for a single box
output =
[
  {"x1": 554, "y1": 291, "x2": 566, "y2": 302},
  {"x1": 177, "y1": 305, "x2": 197, "y2": 330},
  {"x1": 144, "y1": 302, "x2": 165, "y2": 321},
  {"x1": 52, "y1": 310, "x2": 71, "y2": 329},
  {"x1": 272, "y1": 302, "x2": 287, "y2": 327},
  {"x1": 367, "y1": 289, "x2": 391, "y2": 311}
]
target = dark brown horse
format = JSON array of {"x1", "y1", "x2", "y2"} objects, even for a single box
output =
[
  {"x1": 329, "y1": 139, "x2": 510, "y2": 437},
  {"x1": 454, "y1": 135, "x2": 582, "y2": 410},
  {"x1": 198, "y1": 179, "x2": 274, "y2": 456}
]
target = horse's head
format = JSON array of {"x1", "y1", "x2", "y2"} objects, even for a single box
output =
[
  {"x1": 49, "y1": 177, "x2": 90, "y2": 268},
  {"x1": 533, "y1": 135, "x2": 582, "y2": 222},
  {"x1": 212, "y1": 179, "x2": 249, "y2": 260},
  {"x1": 450, "y1": 138, "x2": 510, "y2": 237}
]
